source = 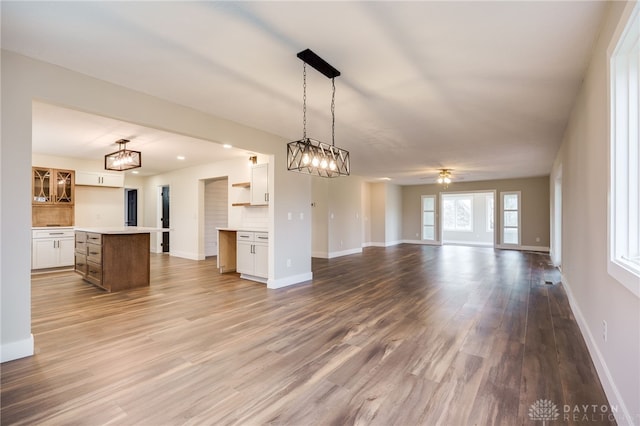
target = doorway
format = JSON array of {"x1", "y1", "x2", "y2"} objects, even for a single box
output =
[
  {"x1": 125, "y1": 189, "x2": 138, "y2": 226},
  {"x1": 441, "y1": 191, "x2": 495, "y2": 247},
  {"x1": 161, "y1": 185, "x2": 170, "y2": 253}
]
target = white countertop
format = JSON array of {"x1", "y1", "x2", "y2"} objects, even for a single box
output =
[
  {"x1": 32, "y1": 226, "x2": 74, "y2": 230},
  {"x1": 217, "y1": 227, "x2": 268, "y2": 233},
  {"x1": 74, "y1": 227, "x2": 166, "y2": 234}
]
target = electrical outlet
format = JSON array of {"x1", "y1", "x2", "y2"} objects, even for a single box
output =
[
  {"x1": 536, "y1": 237, "x2": 541, "y2": 242},
  {"x1": 602, "y1": 320, "x2": 608, "y2": 342},
  {"x1": 286, "y1": 259, "x2": 291, "y2": 268}
]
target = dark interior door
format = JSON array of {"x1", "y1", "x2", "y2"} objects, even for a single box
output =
[
  {"x1": 161, "y1": 186, "x2": 170, "y2": 252},
  {"x1": 126, "y1": 189, "x2": 138, "y2": 226}
]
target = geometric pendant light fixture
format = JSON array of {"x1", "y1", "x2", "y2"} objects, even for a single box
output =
[
  {"x1": 287, "y1": 48, "x2": 350, "y2": 178},
  {"x1": 104, "y1": 139, "x2": 142, "y2": 171}
]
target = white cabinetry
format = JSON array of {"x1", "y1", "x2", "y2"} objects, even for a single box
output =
[
  {"x1": 236, "y1": 231, "x2": 268, "y2": 282},
  {"x1": 32, "y1": 228, "x2": 75, "y2": 269},
  {"x1": 75, "y1": 171, "x2": 124, "y2": 187},
  {"x1": 250, "y1": 164, "x2": 269, "y2": 206}
]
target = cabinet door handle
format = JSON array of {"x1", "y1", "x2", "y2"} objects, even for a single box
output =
[
  {"x1": 265, "y1": 193, "x2": 269, "y2": 202},
  {"x1": 49, "y1": 232, "x2": 64, "y2": 235}
]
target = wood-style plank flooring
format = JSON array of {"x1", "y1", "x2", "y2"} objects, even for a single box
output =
[{"x1": 1, "y1": 245, "x2": 614, "y2": 425}]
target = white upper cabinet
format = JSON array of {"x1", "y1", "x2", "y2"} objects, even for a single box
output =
[
  {"x1": 75, "y1": 171, "x2": 124, "y2": 187},
  {"x1": 250, "y1": 163, "x2": 269, "y2": 206}
]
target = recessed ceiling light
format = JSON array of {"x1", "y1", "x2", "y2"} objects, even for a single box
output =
[
  {"x1": 177, "y1": 156, "x2": 185, "y2": 160},
  {"x1": 223, "y1": 144, "x2": 232, "y2": 149},
  {"x1": 380, "y1": 177, "x2": 391, "y2": 181},
  {"x1": 131, "y1": 170, "x2": 139, "y2": 174}
]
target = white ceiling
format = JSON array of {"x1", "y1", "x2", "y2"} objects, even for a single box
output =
[{"x1": 2, "y1": 1, "x2": 608, "y2": 184}]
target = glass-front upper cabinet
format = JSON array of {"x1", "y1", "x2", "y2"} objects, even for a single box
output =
[
  {"x1": 54, "y1": 169, "x2": 74, "y2": 203},
  {"x1": 32, "y1": 167, "x2": 74, "y2": 204}
]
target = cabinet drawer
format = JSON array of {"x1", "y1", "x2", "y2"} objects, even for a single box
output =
[
  {"x1": 237, "y1": 231, "x2": 254, "y2": 242},
  {"x1": 86, "y1": 261, "x2": 102, "y2": 283},
  {"x1": 87, "y1": 244, "x2": 102, "y2": 263},
  {"x1": 86, "y1": 233, "x2": 102, "y2": 245},
  {"x1": 254, "y1": 232, "x2": 268, "y2": 243},
  {"x1": 75, "y1": 254, "x2": 88, "y2": 276},
  {"x1": 75, "y1": 240, "x2": 87, "y2": 254},
  {"x1": 75, "y1": 231, "x2": 87, "y2": 243},
  {"x1": 33, "y1": 229, "x2": 75, "y2": 239}
]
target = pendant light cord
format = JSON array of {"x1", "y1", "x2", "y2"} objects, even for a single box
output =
[
  {"x1": 303, "y1": 62, "x2": 307, "y2": 140},
  {"x1": 331, "y1": 77, "x2": 336, "y2": 147}
]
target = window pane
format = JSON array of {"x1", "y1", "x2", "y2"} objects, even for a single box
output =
[
  {"x1": 423, "y1": 211, "x2": 434, "y2": 226},
  {"x1": 423, "y1": 226, "x2": 434, "y2": 240},
  {"x1": 423, "y1": 197, "x2": 434, "y2": 211},
  {"x1": 456, "y1": 199, "x2": 472, "y2": 230},
  {"x1": 443, "y1": 200, "x2": 455, "y2": 230},
  {"x1": 504, "y1": 228, "x2": 518, "y2": 244},
  {"x1": 504, "y1": 194, "x2": 518, "y2": 210},
  {"x1": 504, "y1": 211, "x2": 518, "y2": 227}
]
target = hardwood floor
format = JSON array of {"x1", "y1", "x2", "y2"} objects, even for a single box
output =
[{"x1": 1, "y1": 245, "x2": 614, "y2": 425}]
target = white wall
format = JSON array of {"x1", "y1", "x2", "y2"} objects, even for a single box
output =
[
  {"x1": 311, "y1": 178, "x2": 329, "y2": 257},
  {"x1": 1, "y1": 50, "x2": 312, "y2": 362},
  {"x1": 204, "y1": 178, "x2": 227, "y2": 257},
  {"x1": 385, "y1": 183, "x2": 402, "y2": 244},
  {"x1": 369, "y1": 182, "x2": 387, "y2": 245},
  {"x1": 366, "y1": 182, "x2": 403, "y2": 247},
  {"x1": 550, "y1": 2, "x2": 639, "y2": 424}
]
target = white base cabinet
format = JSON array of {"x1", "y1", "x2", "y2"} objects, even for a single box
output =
[
  {"x1": 237, "y1": 231, "x2": 268, "y2": 282},
  {"x1": 32, "y1": 228, "x2": 75, "y2": 269}
]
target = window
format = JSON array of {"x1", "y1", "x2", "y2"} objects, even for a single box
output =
[
  {"x1": 443, "y1": 196, "x2": 472, "y2": 232},
  {"x1": 501, "y1": 192, "x2": 520, "y2": 245},
  {"x1": 609, "y1": 2, "x2": 640, "y2": 295},
  {"x1": 421, "y1": 195, "x2": 436, "y2": 241},
  {"x1": 486, "y1": 194, "x2": 495, "y2": 232}
]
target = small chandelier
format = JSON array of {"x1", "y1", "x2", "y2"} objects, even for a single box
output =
[
  {"x1": 437, "y1": 169, "x2": 452, "y2": 185},
  {"x1": 287, "y1": 49, "x2": 350, "y2": 178},
  {"x1": 104, "y1": 139, "x2": 141, "y2": 171}
]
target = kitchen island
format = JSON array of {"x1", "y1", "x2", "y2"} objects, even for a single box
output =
[{"x1": 74, "y1": 227, "x2": 163, "y2": 292}]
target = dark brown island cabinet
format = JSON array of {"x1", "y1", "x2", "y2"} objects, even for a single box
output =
[{"x1": 74, "y1": 228, "x2": 159, "y2": 292}]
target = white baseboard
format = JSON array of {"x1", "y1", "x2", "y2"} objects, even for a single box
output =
[
  {"x1": 1, "y1": 334, "x2": 34, "y2": 363},
  {"x1": 329, "y1": 248, "x2": 362, "y2": 258},
  {"x1": 402, "y1": 239, "x2": 441, "y2": 246},
  {"x1": 367, "y1": 240, "x2": 402, "y2": 248},
  {"x1": 495, "y1": 244, "x2": 550, "y2": 252},
  {"x1": 169, "y1": 250, "x2": 202, "y2": 261},
  {"x1": 443, "y1": 241, "x2": 493, "y2": 247},
  {"x1": 562, "y1": 275, "x2": 633, "y2": 426},
  {"x1": 240, "y1": 273, "x2": 267, "y2": 284},
  {"x1": 267, "y1": 272, "x2": 313, "y2": 289},
  {"x1": 361, "y1": 242, "x2": 374, "y2": 248},
  {"x1": 312, "y1": 248, "x2": 363, "y2": 259}
]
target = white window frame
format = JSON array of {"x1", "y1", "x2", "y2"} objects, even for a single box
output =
[
  {"x1": 608, "y1": 1, "x2": 640, "y2": 297},
  {"x1": 500, "y1": 191, "x2": 521, "y2": 246},
  {"x1": 442, "y1": 195, "x2": 473, "y2": 232},
  {"x1": 486, "y1": 194, "x2": 495, "y2": 232},
  {"x1": 421, "y1": 195, "x2": 437, "y2": 242}
]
